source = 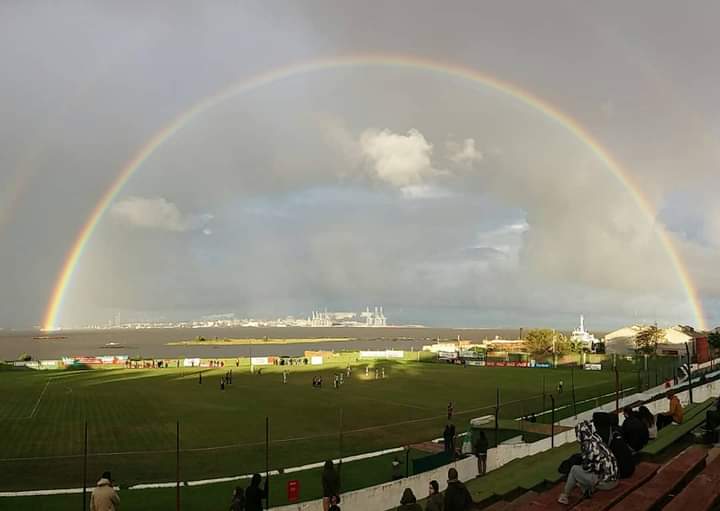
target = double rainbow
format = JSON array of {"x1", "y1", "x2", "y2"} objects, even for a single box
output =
[{"x1": 41, "y1": 54, "x2": 707, "y2": 331}]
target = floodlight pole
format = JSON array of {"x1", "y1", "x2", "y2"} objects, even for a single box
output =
[{"x1": 82, "y1": 421, "x2": 87, "y2": 511}]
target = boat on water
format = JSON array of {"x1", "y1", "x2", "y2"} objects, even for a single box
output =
[
  {"x1": 101, "y1": 341, "x2": 125, "y2": 348},
  {"x1": 33, "y1": 335, "x2": 68, "y2": 340}
]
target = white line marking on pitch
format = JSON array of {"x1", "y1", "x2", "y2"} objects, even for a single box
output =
[{"x1": 26, "y1": 379, "x2": 50, "y2": 420}]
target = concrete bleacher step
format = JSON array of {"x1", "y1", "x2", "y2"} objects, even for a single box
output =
[
  {"x1": 523, "y1": 462, "x2": 659, "y2": 511},
  {"x1": 642, "y1": 399, "x2": 714, "y2": 455},
  {"x1": 662, "y1": 452, "x2": 720, "y2": 511},
  {"x1": 482, "y1": 490, "x2": 538, "y2": 510},
  {"x1": 607, "y1": 447, "x2": 706, "y2": 511}
]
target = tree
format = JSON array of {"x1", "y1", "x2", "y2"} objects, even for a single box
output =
[
  {"x1": 553, "y1": 332, "x2": 572, "y2": 355},
  {"x1": 709, "y1": 331, "x2": 720, "y2": 350},
  {"x1": 524, "y1": 329, "x2": 554, "y2": 355},
  {"x1": 635, "y1": 325, "x2": 666, "y2": 355}
]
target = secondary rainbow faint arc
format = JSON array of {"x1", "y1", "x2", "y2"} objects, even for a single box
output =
[{"x1": 42, "y1": 54, "x2": 707, "y2": 331}]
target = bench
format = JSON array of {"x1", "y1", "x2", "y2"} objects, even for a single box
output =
[
  {"x1": 641, "y1": 399, "x2": 714, "y2": 455},
  {"x1": 663, "y1": 453, "x2": 720, "y2": 511},
  {"x1": 523, "y1": 462, "x2": 659, "y2": 510},
  {"x1": 607, "y1": 447, "x2": 706, "y2": 511},
  {"x1": 466, "y1": 442, "x2": 578, "y2": 504}
]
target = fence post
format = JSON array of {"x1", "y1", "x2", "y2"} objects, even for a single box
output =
[
  {"x1": 542, "y1": 376, "x2": 546, "y2": 416},
  {"x1": 614, "y1": 368, "x2": 620, "y2": 414},
  {"x1": 571, "y1": 366, "x2": 577, "y2": 418},
  {"x1": 550, "y1": 396, "x2": 555, "y2": 448},
  {"x1": 176, "y1": 420, "x2": 180, "y2": 511},
  {"x1": 686, "y1": 342, "x2": 694, "y2": 404},
  {"x1": 495, "y1": 387, "x2": 500, "y2": 448},
  {"x1": 82, "y1": 421, "x2": 88, "y2": 511},
  {"x1": 265, "y1": 416, "x2": 270, "y2": 509}
]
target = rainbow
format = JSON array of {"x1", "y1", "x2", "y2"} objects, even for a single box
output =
[{"x1": 42, "y1": 54, "x2": 707, "y2": 331}]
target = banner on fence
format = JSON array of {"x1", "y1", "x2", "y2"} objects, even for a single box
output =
[
  {"x1": 437, "y1": 351, "x2": 458, "y2": 360},
  {"x1": 250, "y1": 357, "x2": 271, "y2": 366},
  {"x1": 310, "y1": 356, "x2": 323, "y2": 365},
  {"x1": 287, "y1": 480, "x2": 300, "y2": 502},
  {"x1": 466, "y1": 360, "x2": 486, "y2": 366},
  {"x1": 484, "y1": 361, "x2": 529, "y2": 367},
  {"x1": 359, "y1": 350, "x2": 404, "y2": 359},
  {"x1": 183, "y1": 358, "x2": 201, "y2": 367},
  {"x1": 529, "y1": 360, "x2": 553, "y2": 368},
  {"x1": 62, "y1": 355, "x2": 128, "y2": 366},
  {"x1": 584, "y1": 363, "x2": 602, "y2": 371}
]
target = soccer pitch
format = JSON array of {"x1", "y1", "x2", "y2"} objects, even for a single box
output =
[{"x1": 0, "y1": 356, "x2": 654, "y2": 509}]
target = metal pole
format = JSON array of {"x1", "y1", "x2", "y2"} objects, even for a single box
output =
[
  {"x1": 82, "y1": 421, "x2": 88, "y2": 511},
  {"x1": 265, "y1": 416, "x2": 270, "y2": 510},
  {"x1": 550, "y1": 396, "x2": 555, "y2": 448},
  {"x1": 405, "y1": 446, "x2": 410, "y2": 478},
  {"x1": 542, "y1": 376, "x2": 546, "y2": 415},
  {"x1": 571, "y1": 366, "x2": 577, "y2": 417},
  {"x1": 686, "y1": 342, "x2": 693, "y2": 404},
  {"x1": 176, "y1": 420, "x2": 180, "y2": 511},
  {"x1": 338, "y1": 408, "x2": 344, "y2": 462},
  {"x1": 495, "y1": 387, "x2": 500, "y2": 448},
  {"x1": 614, "y1": 368, "x2": 620, "y2": 414}
]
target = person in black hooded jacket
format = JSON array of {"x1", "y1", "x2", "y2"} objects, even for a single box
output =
[
  {"x1": 244, "y1": 473, "x2": 267, "y2": 511},
  {"x1": 593, "y1": 412, "x2": 634, "y2": 479},
  {"x1": 621, "y1": 406, "x2": 649, "y2": 452}
]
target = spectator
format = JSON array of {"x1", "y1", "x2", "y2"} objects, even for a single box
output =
[
  {"x1": 229, "y1": 486, "x2": 245, "y2": 511},
  {"x1": 557, "y1": 421, "x2": 618, "y2": 504},
  {"x1": 391, "y1": 456, "x2": 404, "y2": 480},
  {"x1": 473, "y1": 430, "x2": 488, "y2": 476},
  {"x1": 90, "y1": 471, "x2": 120, "y2": 511},
  {"x1": 638, "y1": 406, "x2": 657, "y2": 439},
  {"x1": 592, "y1": 412, "x2": 633, "y2": 478},
  {"x1": 328, "y1": 495, "x2": 341, "y2": 511},
  {"x1": 621, "y1": 406, "x2": 649, "y2": 452},
  {"x1": 448, "y1": 423, "x2": 457, "y2": 455},
  {"x1": 442, "y1": 424, "x2": 453, "y2": 454},
  {"x1": 444, "y1": 468, "x2": 474, "y2": 511},
  {"x1": 426, "y1": 480, "x2": 443, "y2": 511},
  {"x1": 322, "y1": 460, "x2": 341, "y2": 511},
  {"x1": 657, "y1": 391, "x2": 683, "y2": 430},
  {"x1": 244, "y1": 473, "x2": 268, "y2": 511},
  {"x1": 397, "y1": 488, "x2": 422, "y2": 511}
]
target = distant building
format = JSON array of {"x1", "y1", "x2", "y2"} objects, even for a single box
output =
[
  {"x1": 360, "y1": 306, "x2": 387, "y2": 326},
  {"x1": 570, "y1": 315, "x2": 600, "y2": 352},
  {"x1": 604, "y1": 324, "x2": 698, "y2": 356}
]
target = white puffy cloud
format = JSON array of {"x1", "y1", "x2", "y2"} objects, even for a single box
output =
[
  {"x1": 446, "y1": 138, "x2": 483, "y2": 165},
  {"x1": 360, "y1": 128, "x2": 435, "y2": 187},
  {"x1": 111, "y1": 196, "x2": 212, "y2": 232}
]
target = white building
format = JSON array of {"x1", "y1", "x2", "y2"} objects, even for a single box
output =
[
  {"x1": 604, "y1": 324, "x2": 697, "y2": 355},
  {"x1": 570, "y1": 315, "x2": 599, "y2": 352}
]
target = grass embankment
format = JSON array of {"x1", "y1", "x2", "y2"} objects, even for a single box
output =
[{"x1": 0, "y1": 354, "x2": 675, "y2": 510}]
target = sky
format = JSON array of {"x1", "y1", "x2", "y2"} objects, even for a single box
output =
[{"x1": 0, "y1": 1, "x2": 719, "y2": 330}]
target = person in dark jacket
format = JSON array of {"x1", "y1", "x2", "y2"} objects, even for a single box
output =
[
  {"x1": 426, "y1": 480, "x2": 444, "y2": 511},
  {"x1": 444, "y1": 468, "x2": 474, "y2": 511},
  {"x1": 621, "y1": 406, "x2": 649, "y2": 452},
  {"x1": 473, "y1": 430, "x2": 489, "y2": 475},
  {"x1": 397, "y1": 488, "x2": 422, "y2": 511},
  {"x1": 321, "y1": 460, "x2": 341, "y2": 511},
  {"x1": 229, "y1": 485, "x2": 245, "y2": 511},
  {"x1": 244, "y1": 474, "x2": 267, "y2": 511},
  {"x1": 593, "y1": 412, "x2": 635, "y2": 479}
]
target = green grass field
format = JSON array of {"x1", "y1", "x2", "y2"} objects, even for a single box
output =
[{"x1": 0, "y1": 355, "x2": 668, "y2": 510}]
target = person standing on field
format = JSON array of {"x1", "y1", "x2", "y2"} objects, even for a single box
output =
[
  {"x1": 447, "y1": 401, "x2": 454, "y2": 421},
  {"x1": 558, "y1": 380, "x2": 564, "y2": 394},
  {"x1": 90, "y1": 471, "x2": 119, "y2": 511}
]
